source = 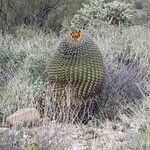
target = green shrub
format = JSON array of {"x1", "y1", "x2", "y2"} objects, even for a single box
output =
[
  {"x1": 103, "y1": 1, "x2": 136, "y2": 27},
  {"x1": 64, "y1": 0, "x2": 136, "y2": 29},
  {"x1": 27, "y1": 143, "x2": 39, "y2": 150},
  {"x1": 0, "y1": 31, "x2": 56, "y2": 116},
  {"x1": 87, "y1": 25, "x2": 150, "y2": 119},
  {"x1": 15, "y1": 26, "x2": 38, "y2": 40},
  {"x1": 0, "y1": 47, "x2": 26, "y2": 86},
  {"x1": 0, "y1": 0, "x2": 85, "y2": 34},
  {"x1": 0, "y1": 49, "x2": 26, "y2": 69}
]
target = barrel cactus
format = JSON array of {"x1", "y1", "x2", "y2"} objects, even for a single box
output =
[
  {"x1": 47, "y1": 30, "x2": 104, "y2": 99},
  {"x1": 46, "y1": 30, "x2": 104, "y2": 123}
]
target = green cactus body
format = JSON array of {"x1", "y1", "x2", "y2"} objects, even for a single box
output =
[{"x1": 48, "y1": 31, "x2": 104, "y2": 100}]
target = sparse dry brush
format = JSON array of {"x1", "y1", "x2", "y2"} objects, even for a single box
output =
[
  {"x1": 0, "y1": 0, "x2": 150, "y2": 149},
  {"x1": 0, "y1": 0, "x2": 85, "y2": 34},
  {"x1": 0, "y1": 24, "x2": 150, "y2": 149}
]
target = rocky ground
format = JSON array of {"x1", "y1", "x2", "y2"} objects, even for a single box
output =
[{"x1": 0, "y1": 107, "x2": 148, "y2": 150}]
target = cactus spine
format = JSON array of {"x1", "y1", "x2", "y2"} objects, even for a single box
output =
[{"x1": 47, "y1": 30, "x2": 104, "y2": 100}]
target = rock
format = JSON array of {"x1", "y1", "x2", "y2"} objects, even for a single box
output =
[{"x1": 6, "y1": 108, "x2": 40, "y2": 126}]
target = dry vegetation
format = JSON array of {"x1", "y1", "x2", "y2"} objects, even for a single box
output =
[
  {"x1": 0, "y1": 0, "x2": 150, "y2": 150},
  {"x1": 0, "y1": 24, "x2": 150, "y2": 149}
]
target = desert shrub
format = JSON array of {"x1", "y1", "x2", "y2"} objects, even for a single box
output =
[
  {"x1": 100, "y1": 57, "x2": 147, "y2": 119},
  {"x1": 24, "y1": 49, "x2": 48, "y2": 84},
  {"x1": 0, "y1": 25, "x2": 149, "y2": 122},
  {"x1": 0, "y1": 0, "x2": 85, "y2": 34},
  {"x1": 103, "y1": 1, "x2": 136, "y2": 26},
  {"x1": 27, "y1": 143, "x2": 40, "y2": 150},
  {"x1": 63, "y1": 0, "x2": 136, "y2": 30},
  {"x1": 0, "y1": 38, "x2": 26, "y2": 86},
  {"x1": 15, "y1": 26, "x2": 39, "y2": 40},
  {"x1": 125, "y1": 96, "x2": 150, "y2": 149},
  {"x1": 0, "y1": 26, "x2": 43, "y2": 86},
  {"x1": 88, "y1": 25, "x2": 150, "y2": 119},
  {"x1": 0, "y1": 73, "x2": 34, "y2": 116},
  {"x1": 0, "y1": 49, "x2": 25, "y2": 69},
  {"x1": 0, "y1": 31, "x2": 58, "y2": 117},
  {"x1": 0, "y1": 25, "x2": 150, "y2": 149}
]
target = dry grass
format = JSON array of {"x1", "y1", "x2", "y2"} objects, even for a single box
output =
[{"x1": 0, "y1": 25, "x2": 150, "y2": 149}]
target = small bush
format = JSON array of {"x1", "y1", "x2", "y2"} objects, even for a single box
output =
[
  {"x1": 125, "y1": 97, "x2": 150, "y2": 149},
  {"x1": 27, "y1": 143, "x2": 39, "y2": 150},
  {"x1": 0, "y1": 42, "x2": 26, "y2": 86},
  {"x1": 88, "y1": 25, "x2": 150, "y2": 119},
  {"x1": 63, "y1": 0, "x2": 136, "y2": 29},
  {"x1": 0, "y1": 30, "x2": 57, "y2": 117},
  {"x1": 15, "y1": 26, "x2": 38, "y2": 40}
]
